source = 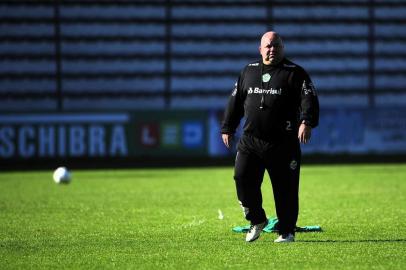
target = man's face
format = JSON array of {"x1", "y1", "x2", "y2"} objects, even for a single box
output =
[{"x1": 259, "y1": 35, "x2": 284, "y2": 65}]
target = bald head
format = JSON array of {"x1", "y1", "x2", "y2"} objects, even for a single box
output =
[{"x1": 259, "y1": 31, "x2": 284, "y2": 65}]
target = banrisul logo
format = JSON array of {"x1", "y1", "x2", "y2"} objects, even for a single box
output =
[{"x1": 247, "y1": 87, "x2": 282, "y2": 95}]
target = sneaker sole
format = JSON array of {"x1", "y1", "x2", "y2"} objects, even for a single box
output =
[
  {"x1": 246, "y1": 235, "x2": 260, "y2": 242},
  {"x1": 274, "y1": 239, "x2": 295, "y2": 243}
]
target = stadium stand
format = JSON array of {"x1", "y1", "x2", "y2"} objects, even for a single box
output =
[{"x1": 1, "y1": 0, "x2": 405, "y2": 111}]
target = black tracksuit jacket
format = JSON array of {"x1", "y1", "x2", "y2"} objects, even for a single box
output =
[{"x1": 221, "y1": 58, "x2": 319, "y2": 143}]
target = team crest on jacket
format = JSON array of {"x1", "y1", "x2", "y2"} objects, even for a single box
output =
[
  {"x1": 262, "y1": 73, "x2": 271, "y2": 82},
  {"x1": 290, "y1": 160, "x2": 298, "y2": 170}
]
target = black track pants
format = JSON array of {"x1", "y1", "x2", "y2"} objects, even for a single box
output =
[{"x1": 234, "y1": 134, "x2": 301, "y2": 235}]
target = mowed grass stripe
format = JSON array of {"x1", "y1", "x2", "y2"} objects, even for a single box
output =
[{"x1": 0, "y1": 164, "x2": 405, "y2": 269}]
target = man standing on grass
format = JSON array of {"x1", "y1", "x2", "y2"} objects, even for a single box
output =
[{"x1": 221, "y1": 31, "x2": 319, "y2": 243}]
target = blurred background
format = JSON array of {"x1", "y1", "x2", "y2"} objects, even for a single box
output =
[{"x1": 1, "y1": 0, "x2": 406, "y2": 169}]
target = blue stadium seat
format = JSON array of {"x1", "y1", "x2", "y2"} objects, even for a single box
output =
[{"x1": 1, "y1": 1, "x2": 405, "y2": 111}]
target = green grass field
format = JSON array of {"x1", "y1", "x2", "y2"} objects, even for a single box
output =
[{"x1": 1, "y1": 164, "x2": 405, "y2": 269}]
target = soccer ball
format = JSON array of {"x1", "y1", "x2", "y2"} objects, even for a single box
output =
[{"x1": 53, "y1": 167, "x2": 71, "y2": 184}]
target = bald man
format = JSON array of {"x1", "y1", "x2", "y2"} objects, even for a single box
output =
[{"x1": 221, "y1": 31, "x2": 319, "y2": 243}]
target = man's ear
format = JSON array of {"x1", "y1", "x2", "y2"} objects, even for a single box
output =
[{"x1": 258, "y1": 46, "x2": 261, "y2": 54}]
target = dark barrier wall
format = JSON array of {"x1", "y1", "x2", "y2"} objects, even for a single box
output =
[{"x1": 1, "y1": 108, "x2": 406, "y2": 162}]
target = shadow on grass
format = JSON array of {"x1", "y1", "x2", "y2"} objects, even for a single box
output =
[{"x1": 297, "y1": 239, "x2": 406, "y2": 243}]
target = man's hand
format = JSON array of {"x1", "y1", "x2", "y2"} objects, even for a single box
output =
[
  {"x1": 298, "y1": 123, "x2": 311, "y2": 144},
  {"x1": 222, "y1": 133, "x2": 233, "y2": 148}
]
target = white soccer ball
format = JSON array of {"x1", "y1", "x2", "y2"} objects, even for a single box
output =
[{"x1": 53, "y1": 167, "x2": 71, "y2": 184}]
